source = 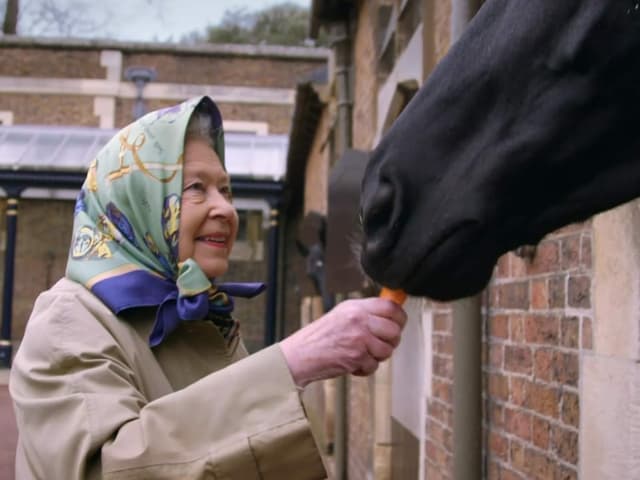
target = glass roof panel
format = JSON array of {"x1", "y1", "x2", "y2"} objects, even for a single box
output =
[{"x1": 0, "y1": 125, "x2": 288, "y2": 180}]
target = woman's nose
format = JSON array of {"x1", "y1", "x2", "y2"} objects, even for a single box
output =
[{"x1": 207, "y1": 193, "x2": 234, "y2": 219}]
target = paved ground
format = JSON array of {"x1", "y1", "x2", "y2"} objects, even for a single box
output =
[{"x1": 0, "y1": 370, "x2": 16, "y2": 480}]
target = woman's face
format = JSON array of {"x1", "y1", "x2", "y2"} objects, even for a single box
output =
[{"x1": 178, "y1": 138, "x2": 238, "y2": 278}]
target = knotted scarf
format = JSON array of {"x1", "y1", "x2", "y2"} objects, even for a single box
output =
[{"x1": 66, "y1": 96, "x2": 265, "y2": 347}]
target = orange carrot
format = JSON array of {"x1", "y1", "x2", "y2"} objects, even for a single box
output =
[{"x1": 379, "y1": 287, "x2": 407, "y2": 305}]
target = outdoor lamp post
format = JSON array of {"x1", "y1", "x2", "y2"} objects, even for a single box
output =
[{"x1": 124, "y1": 66, "x2": 157, "y2": 120}]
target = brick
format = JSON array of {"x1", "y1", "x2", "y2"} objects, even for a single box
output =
[
  {"x1": 510, "y1": 252, "x2": 528, "y2": 277},
  {"x1": 497, "y1": 281, "x2": 530, "y2": 309},
  {"x1": 532, "y1": 415, "x2": 551, "y2": 449},
  {"x1": 561, "y1": 390, "x2": 579, "y2": 428},
  {"x1": 555, "y1": 464, "x2": 578, "y2": 480},
  {"x1": 434, "y1": 333, "x2": 454, "y2": 355},
  {"x1": 529, "y1": 240, "x2": 560, "y2": 274},
  {"x1": 427, "y1": 419, "x2": 453, "y2": 452},
  {"x1": 582, "y1": 316, "x2": 593, "y2": 350},
  {"x1": 487, "y1": 460, "x2": 500, "y2": 479},
  {"x1": 531, "y1": 279, "x2": 548, "y2": 309},
  {"x1": 1, "y1": 93, "x2": 99, "y2": 126},
  {"x1": 489, "y1": 284, "x2": 500, "y2": 307},
  {"x1": 510, "y1": 315, "x2": 525, "y2": 342},
  {"x1": 489, "y1": 431, "x2": 509, "y2": 460},
  {"x1": 425, "y1": 465, "x2": 448, "y2": 480},
  {"x1": 580, "y1": 234, "x2": 592, "y2": 268},
  {"x1": 488, "y1": 373, "x2": 510, "y2": 402},
  {"x1": 510, "y1": 377, "x2": 529, "y2": 407},
  {"x1": 568, "y1": 275, "x2": 591, "y2": 308},
  {"x1": 510, "y1": 440, "x2": 527, "y2": 474},
  {"x1": 219, "y1": 102, "x2": 294, "y2": 134},
  {"x1": 553, "y1": 352, "x2": 579, "y2": 387},
  {"x1": 552, "y1": 425, "x2": 579, "y2": 464},
  {"x1": 13, "y1": 200, "x2": 75, "y2": 339},
  {"x1": 489, "y1": 343, "x2": 504, "y2": 369},
  {"x1": 526, "y1": 448, "x2": 556, "y2": 480},
  {"x1": 527, "y1": 383, "x2": 560, "y2": 418},
  {"x1": 560, "y1": 234, "x2": 581, "y2": 270},
  {"x1": 429, "y1": 400, "x2": 453, "y2": 427},
  {"x1": 505, "y1": 408, "x2": 532, "y2": 441},
  {"x1": 489, "y1": 401, "x2": 506, "y2": 430},
  {"x1": 505, "y1": 345, "x2": 532, "y2": 374},
  {"x1": 426, "y1": 439, "x2": 451, "y2": 470},
  {"x1": 434, "y1": 313, "x2": 452, "y2": 332},
  {"x1": 501, "y1": 468, "x2": 524, "y2": 480},
  {"x1": 525, "y1": 315, "x2": 559, "y2": 345},
  {"x1": 433, "y1": 354, "x2": 454, "y2": 378},
  {"x1": 123, "y1": 52, "x2": 323, "y2": 88},
  {"x1": 490, "y1": 314, "x2": 509, "y2": 339},
  {"x1": 432, "y1": 378, "x2": 453, "y2": 404},
  {"x1": 560, "y1": 316, "x2": 580, "y2": 349},
  {"x1": 533, "y1": 348, "x2": 554, "y2": 382},
  {"x1": 548, "y1": 275, "x2": 566, "y2": 308},
  {"x1": 496, "y1": 254, "x2": 510, "y2": 278},
  {"x1": 0, "y1": 48, "x2": 104, "y2": 78}
]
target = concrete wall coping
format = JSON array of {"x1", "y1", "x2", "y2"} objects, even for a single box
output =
[{"x1": 0, "y1": 35, "x2": 330, "y2": 61}]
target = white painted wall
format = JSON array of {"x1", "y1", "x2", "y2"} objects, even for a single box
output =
[{"x1": 582, "y1": 200, "x2": 640, "y2": 479}]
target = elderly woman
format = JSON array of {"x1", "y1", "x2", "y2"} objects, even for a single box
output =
[{"x1": 9, "y1": 96, "x2": 406, "y2": 479}]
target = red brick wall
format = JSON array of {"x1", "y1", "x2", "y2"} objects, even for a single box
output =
[
  {"x1": 0, "y1": 94, "x2": 99, "y2": 126},
  {"x1": 425, "y1": 223, "x2": 592, "y2": 479},
  {"x1": 484, "y1": 222, "x2": 592, "y2": 479},
  {"x1": 123, "y1": 53, "x2": 323, "y2": 88},
  {"x1": 10, "y1": 198, "x2": 75, "y2": 340},
  {"x1": 0, "y1": 48, "x2": 104, "y2": 78},
  {"x1": 113, "y1": 99, "x2": 293, "y2": 133},
  {"x1": 426, "y1": 301, "x2": 455, "y2": 478}
]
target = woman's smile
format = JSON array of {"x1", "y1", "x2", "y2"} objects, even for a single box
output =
[{"x1": 196, "y1": 234, "x2": 229, "y2": 249}]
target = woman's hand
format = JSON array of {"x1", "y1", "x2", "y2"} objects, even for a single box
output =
[{"x1": 279, "y1": 298, "x2": 407, "y2": 388}]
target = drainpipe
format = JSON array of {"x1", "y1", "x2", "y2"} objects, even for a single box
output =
[
  {"x1": 450, "y1": 1, "x2": 483, "y2": 479},
  {"x1": 330, "y1": 19, "x2": 352, "y2": 480}
]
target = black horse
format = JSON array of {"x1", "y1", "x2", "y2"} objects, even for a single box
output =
[{"x1": 360, "y1": 0, "x2": 640, "y2": 301}]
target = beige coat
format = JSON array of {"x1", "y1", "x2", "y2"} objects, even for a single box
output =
[{"x1": 10, "y1": 278, "x2": 326, "y2": 479}]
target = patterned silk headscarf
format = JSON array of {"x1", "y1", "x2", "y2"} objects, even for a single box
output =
[{"x1": 66, "y1": 96, "x2": 265, "y2": 347}]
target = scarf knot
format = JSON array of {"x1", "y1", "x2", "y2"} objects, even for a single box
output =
[{"x1": 148, "y1": 259, "x2": 265, "y2": 347}]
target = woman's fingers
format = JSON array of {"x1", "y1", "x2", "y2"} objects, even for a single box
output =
[
  {"x1": 364, "y1": 298, "x2": 408, "y2": 328},
  {"x1": 366, "y1": 314, "x2": 403, "y2": 348},
  {"x1": 352, "y1": 354, "x2": 379, "y2": 376},
  {"x1": 364, "y1": 332, "x2": 395, "y2": 361}
]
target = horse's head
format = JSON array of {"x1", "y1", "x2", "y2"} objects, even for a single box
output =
[{"x1": 360, "y1": 0, "x2": 640, "y2": 300}]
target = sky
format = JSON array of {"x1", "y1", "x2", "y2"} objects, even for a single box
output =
[{"x1": 16, "y1": 0, "x2": 312, "y2": 43}]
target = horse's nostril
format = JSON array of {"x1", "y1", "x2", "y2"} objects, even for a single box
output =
[{"x1": 363, "y1": 181, "x2": 395, "y2": 229}]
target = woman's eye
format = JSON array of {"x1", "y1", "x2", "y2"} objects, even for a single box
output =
[
  {"x1": 219, "y1": 185, "x2": 232, "y2": 199},
  {"x1": 185, "y1": 182, "x2": 205, "y2": 192}
]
